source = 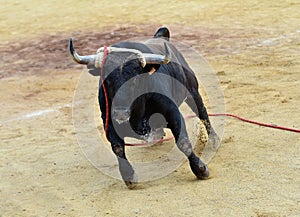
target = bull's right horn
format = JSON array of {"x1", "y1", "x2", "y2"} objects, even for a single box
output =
[
  {"x1": 142, "y1": 42, "x2": 171, "y2": 65},
  {"x1": 68, "y1": 37, "x2": 96, "y2": 65}
]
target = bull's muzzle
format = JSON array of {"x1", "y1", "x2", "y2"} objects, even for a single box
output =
[{"x1": 112, "y1": 108, "x2": 131, "y2": 124}]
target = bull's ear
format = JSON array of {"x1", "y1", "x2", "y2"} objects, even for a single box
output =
[
  {"x1": 143, "y1": 64, "x2": 161, "y2": 75},
  {"x1": 153, "y1": 27, "x2": 170, "y2": 41},
  {"x1": 87, "y1": 63, "x2": 100, "y2": 76}
]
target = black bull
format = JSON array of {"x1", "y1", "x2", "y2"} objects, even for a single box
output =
[{"x1": 68, "y1": 27, "x2": 220, "y2": 188}]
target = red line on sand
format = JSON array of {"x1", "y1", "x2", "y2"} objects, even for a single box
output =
[{"x1": 207, "y1": 113, "x2": 300, "y2": 133}]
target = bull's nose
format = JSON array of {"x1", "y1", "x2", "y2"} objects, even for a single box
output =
[{"x1": 112, "y1": 108, "x2": 130, "y2": 124}]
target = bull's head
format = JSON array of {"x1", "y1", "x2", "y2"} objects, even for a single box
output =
[{"x1": 68, "y1": 36, "x2": 171, "y2": 124}]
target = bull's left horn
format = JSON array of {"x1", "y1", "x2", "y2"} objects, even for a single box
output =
[
  {"x1": 68, "y1": 37, "x2": 96, "y2": 65},
  {"x1": 142, "y1": 42, "x2": 171, "y2": 65}
]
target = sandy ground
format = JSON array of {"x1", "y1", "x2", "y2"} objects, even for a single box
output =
[{"x1": 1, "y1": 0, "x2": 299, "y2": 216}]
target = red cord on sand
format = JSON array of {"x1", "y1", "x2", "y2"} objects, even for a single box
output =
[
  {"x1": 208, "y1": 113, "x2": 300, "y2": 133},
  {"x1": 186, "y1": 113, "x2": 300, "y2": 133}
]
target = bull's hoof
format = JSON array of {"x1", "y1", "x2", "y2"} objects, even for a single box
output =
[
  {"x1": 124, "y1": 180, "x2": 139, "y2": 189},
  {"x1": 190, "y1": 158, "x2": 209, "y2": 180},
  {"x1": 124, "y1": 173, "x2": 138, "y2": 189},
  {"x1": 208, "y1": 131, "x2": 221, "y2": 151}
]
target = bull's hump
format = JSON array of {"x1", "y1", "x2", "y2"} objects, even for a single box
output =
[{"x1": 113, "y1": 42, "x2": 152, "y2": 54}]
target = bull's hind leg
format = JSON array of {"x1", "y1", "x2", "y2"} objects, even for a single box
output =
[
  {"x1": 165, "y1": 105, "x2": 209, "y2": 179},
  {"x1": 107, "y1": 125, "x2": 138, "y2": 189},
  {"x1": 186, "y1": 90, "x2": 220, "y2": 148}
]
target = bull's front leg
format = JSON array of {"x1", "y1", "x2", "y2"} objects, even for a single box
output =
[
  {"x1": 106, "y1": 124, "x2": 138, "y2": 189},
  {"x1": 165, "y1": 106, "x2": 209, "y2": 180},
  {"x1": 99, "y1": 88, "x2": 137, "y2": 188}
]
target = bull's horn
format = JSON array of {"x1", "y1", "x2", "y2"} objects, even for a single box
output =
[
  {"x1": 143, "y1": 42, "x2": 171, "y2": 65},
  {"x1": 68, "y1": 37, "x2": 96, "y2": 65}
]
